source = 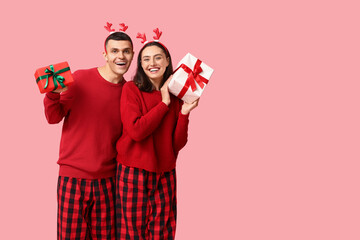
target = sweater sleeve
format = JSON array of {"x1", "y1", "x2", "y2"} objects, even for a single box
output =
[
  {"x1": 43, "y1": 80, "x2": 76, "y2": 124},
  {"x1": 121, "y1": 83, "x2": 169, "y2": 141},
  {"x1": 173, "y1": 102, "x2": 190, "y2": 153}
]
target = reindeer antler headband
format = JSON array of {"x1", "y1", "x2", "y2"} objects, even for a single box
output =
[
  {"x1": 104, "y1": 22, "x2": 130, "y2": 52},
  {"x1": 104, "y1": 22, "x2": 128, "y2": 34},
  {"x1": 136, "y1": 28, "x2": 169, "y2": 55}
]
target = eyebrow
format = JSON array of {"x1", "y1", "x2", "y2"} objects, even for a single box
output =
[
  {"x1": 142, "y1": 54, "x2": 163, "y2": 59},
  {"x1": 110, "y1": 47, "x2": 132, "y2": 51}
]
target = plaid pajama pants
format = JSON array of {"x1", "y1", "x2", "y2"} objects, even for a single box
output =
[
  {"x1": 116, "y1": 164, "x2": 177, "y2": 240},
  {"x1": 57, "y1": 176, "x2": 116, "y2": 240}
]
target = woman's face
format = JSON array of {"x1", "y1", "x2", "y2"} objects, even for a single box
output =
[{"x1": 141, "y1": 45, "x2": 169, "y2": 83}]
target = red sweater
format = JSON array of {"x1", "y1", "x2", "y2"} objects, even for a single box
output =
[
  {"x1": 116, "y1": 81, "x2": 189, "y2": 173},
  {"x1": 44, "y1": 68, "x2": 125, "y2": 179}
]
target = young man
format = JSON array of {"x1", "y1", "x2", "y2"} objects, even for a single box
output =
[{"x1": 44, "y1": 29, "x2": 134, "y2": 239}]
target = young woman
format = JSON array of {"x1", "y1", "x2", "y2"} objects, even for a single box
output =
[{"x1": 115, "y1": 36, "x2": 198, "y2": 239}]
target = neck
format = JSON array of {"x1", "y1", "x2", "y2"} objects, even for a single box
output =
[
  {"x1": 150, "y1": 78, "x2": 162, "y2": 90},
  {"x1": 98, "y1": 65, "x2": 123, "y2": 84}
]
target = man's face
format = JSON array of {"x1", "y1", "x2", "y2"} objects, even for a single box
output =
[{"x1": 104, "y1": 40, "x2": 134, "y2": 76}]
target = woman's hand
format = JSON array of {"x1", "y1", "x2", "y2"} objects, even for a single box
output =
[
  {"x1": 161, "y1": 75, "x2": 172, "y2": 106},
  {"x1": 181, "y1": 98, "x2": 199, "y2": 115}
]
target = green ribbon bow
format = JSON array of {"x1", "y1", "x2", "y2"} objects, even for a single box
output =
[{"x1": 36, "y1": 65, "x2": 70, "y2": 90}]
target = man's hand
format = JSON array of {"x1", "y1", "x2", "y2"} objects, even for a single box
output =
[{"x1": 52, "y1": 87, "x2": 68, "y2": 93}]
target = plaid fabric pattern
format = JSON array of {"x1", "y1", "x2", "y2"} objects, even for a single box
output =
[
  {"x1": 57, "y1": 176, "x2": 116, "y2": 240},
  {"x1": 116, "y1": 164, "x2": 177, "y2": 240}
]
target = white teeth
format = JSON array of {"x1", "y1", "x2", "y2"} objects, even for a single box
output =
[
  {"x1": 150, "y1": 68, "x2": 159, "y2": 72},
  {"x1": 116, "y1": 62, "x2": 126, "y2": 66}
]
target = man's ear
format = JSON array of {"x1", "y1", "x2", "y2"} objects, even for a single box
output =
[{"x1": 103, "y1": 51, "x2": 108, "y2": 61}]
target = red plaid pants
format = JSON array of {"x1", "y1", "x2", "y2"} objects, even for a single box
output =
[
  {"x1": 57, "y1": 176, "x2": 116, "y2": 240},
  {"x1": 116, "y1": 164, "x2": 177, "y2": 240}
]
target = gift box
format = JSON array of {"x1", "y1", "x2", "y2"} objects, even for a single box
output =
[
  {"x1": 168, "y1": 53, "x2": 214, "y2": 103},
  {"x1": 34, "y1": 61, "x2": 74, "y2": 94}
]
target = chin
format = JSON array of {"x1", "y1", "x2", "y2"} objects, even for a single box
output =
[
  {"x1": 117, "y1": 70, "x2": 126, "y2": 76},
  {"x1": 112, "y1": 67, "x2": 127, "y2": 75},
  {"x1": 147, "y1": 73, "x2": 164, "y2": 80},
  {"x1": 147, "y1": 75, "x2": 159, "y2": 81}
]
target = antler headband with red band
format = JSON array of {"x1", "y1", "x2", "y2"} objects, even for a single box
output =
[
  {"x1": 104, "y1": 22, "x2": 130, "y2": 53},
  {"x1": 136, "y1": 28, "x2": 169, "y2": 55},
  {"x1": 104, "y1": 22, "x2": 129, "y2": 34}
]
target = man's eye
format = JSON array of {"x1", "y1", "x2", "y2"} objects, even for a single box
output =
[
  {"x1": 156, "y1": 57, "x2": 162, "y2": 60},
  {"x1": 124, "y1": 50, "x2": 130, "y2": 54}
]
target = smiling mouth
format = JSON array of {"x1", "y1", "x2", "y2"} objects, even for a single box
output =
[
  {"x1": 116, "y1": 62, "x2": 126, "y2": 66},
  {"x1": 149, "y1": 68, "x2": 160, "y2": 73}
]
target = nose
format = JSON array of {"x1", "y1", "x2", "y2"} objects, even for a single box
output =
[
  {"x1": 150, "y1": 58, "x2": 156, "y2": 65},
  {"x1": 118, "y1": 51, "x2": 125, "y2": 59}
]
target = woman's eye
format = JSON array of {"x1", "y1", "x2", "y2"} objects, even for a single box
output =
[{"x1": 156, "y1": 57, "x2": 162, "y2": 60}]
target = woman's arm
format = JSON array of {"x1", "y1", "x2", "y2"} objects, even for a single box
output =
[
  {"x1": 172, "y1": 98, "x2": 199, "y2": 152},
  {"x1": 121, "y1": 83, "x2": 169, "y2": 141}
]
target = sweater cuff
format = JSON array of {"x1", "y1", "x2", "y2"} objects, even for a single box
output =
[
  {"x1": 46, "y1": 92, "x2": 61, "y2": 101},
  {"x1": 178, "y1": 111, "x2": 190, "y2": 120},
  {"x1": 159, "y1": 101, "x2": 170, "y2": 112}
]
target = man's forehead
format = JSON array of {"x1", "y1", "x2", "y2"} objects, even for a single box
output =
[{"x1": 107, "y1": 39, "x2": 132, "y2": 48}]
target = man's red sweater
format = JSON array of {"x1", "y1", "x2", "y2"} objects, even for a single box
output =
[
  {"x1": 116, "y1": 81, "x2": 189, "y2": 173},
  {"x1": 44, "y1": 68, "x2": 125, "y2": 179}
]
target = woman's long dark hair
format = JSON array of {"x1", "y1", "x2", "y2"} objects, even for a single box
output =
[{"x1": 133, "y1": 42, "x2": 173, "y2": 92}]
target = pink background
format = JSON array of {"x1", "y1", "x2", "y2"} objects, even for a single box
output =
[{"x1": 1, "y1": 0, "x2": 360, "y2": 239}]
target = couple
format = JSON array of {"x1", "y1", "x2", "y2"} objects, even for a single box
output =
[{"x1": 44, "y1": 24, "x2": 198, "y2": 240}]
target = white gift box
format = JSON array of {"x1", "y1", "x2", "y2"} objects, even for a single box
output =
[{"x1": 168, "y1": 53, "x2": 214, "y2": 103}]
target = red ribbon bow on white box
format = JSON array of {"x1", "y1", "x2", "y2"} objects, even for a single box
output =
[{"x1": 173, "y1": 59, "x2": 209, "y2": 99}]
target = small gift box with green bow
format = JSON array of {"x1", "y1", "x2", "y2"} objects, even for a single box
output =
[{"x1": 34, "y1": 62, "x2": 74, "y2": 94}]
